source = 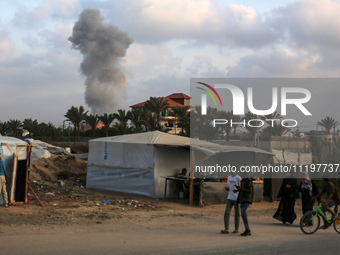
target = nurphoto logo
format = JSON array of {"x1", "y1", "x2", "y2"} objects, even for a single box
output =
[{"x1": 196, "y1": 81, "x2": 312, "y2": 128}]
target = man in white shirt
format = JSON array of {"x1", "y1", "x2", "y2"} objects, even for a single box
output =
[{"x1": 221, "y1": 171, "x2": 241, "y2": 234}]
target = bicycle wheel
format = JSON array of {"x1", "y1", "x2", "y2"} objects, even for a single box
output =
[
  {"x1": 333, "y1": 213, "x2": 340, "y2": 234},
  {"x1": 300, "y1": 211, "x2": 320, "y2": 234}
]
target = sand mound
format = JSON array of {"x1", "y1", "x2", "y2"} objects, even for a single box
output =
[{"x1": 29, "y1": 155, "x2": 87, "y2": 184}]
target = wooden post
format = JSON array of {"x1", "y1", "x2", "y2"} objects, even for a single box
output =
[
  {"x1": 189, "y1": 149, "x2": 195, "y2": 205},
  {"x1": 28, "y1": 185, "x2": 44, "y2": 207}
]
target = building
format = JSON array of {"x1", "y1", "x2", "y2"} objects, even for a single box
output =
[{"x1": 129, "y1": 93, "x2": 190, "y2": 134}]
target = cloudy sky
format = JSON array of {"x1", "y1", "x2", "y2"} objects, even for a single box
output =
[{"x1": 1, "y1": 0, "x2": 340, "y2": 130}]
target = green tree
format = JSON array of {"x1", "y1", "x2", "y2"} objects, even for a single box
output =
[
  {"x1": 99, "y1": 113, "x2": 115, "y2": 137},
  {"x1": 45, "y1": 123, "x2": 65, "y2": 141},
  {"x1": 139, "y1": 110, "x2": 158, "y2": 131},
  {"x1": 8, "y1": 119, "x2": 22, "y2": 137},
  {"x1": 64, "y1": 106, "x2": 88, "y2": 141},
  {"x1": 113, "y1": 121, "x2": 132, "y2": 135},
  {"x1": 85, "y1": 114, "x2": 99, "y2": 138},
  {"x1": 129, "y1": 108, "x2": 143, "y2": 133},
  {"x1": 243, "y1": 111, "x2": 262, "y2": 147},
  {"x1": 317, "y1": 116, "x2": 339, "y2": 134},
  {"x1": 145, "y1": 97, "x2": 169, "y2": 130},
  {"x1": 171, "y1": 106, "x2": 190, "y2": 136},
  {"x1": 113, "y1": 109, "x2": 132, "y2": 126},
  {"x1": 0, "y1": 121, "x2": 9, "y2": 136}
]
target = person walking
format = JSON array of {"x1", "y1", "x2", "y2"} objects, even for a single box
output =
[
  {"x1": 220, "y1": 171, "x2": 241, "y2": 234},
  {"x1": 0, "y1": 153, "x2": 8, "y2": 207},
  {"x1": 273, "y1": 172, "x2": 299, "y2": 225},
  {"x1": 234, "y1": 172, "x2": 253, "y2": 236},
  {"x1": 299, "y1": 173, "x2": 318, "y2": 215}
]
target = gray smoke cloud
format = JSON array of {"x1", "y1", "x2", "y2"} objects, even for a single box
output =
[{"x1": 69, "y1": 8, "x2": 133, "y2": 114}]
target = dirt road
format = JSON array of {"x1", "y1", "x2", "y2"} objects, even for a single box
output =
[{"x1": 2, "y1": 201, "x2": 339, "y2": 255}]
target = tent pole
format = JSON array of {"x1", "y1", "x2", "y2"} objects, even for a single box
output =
[
  {"x1": 189, "y1": 149, "x2": 195, "y2": 205},
  {"x1": 28, "y1": 185, "x2": 44, "y2": 207}
]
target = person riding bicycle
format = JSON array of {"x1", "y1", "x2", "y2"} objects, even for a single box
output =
[{"x1": 313, "y1": 178, "x2": 340, "y2": 228}]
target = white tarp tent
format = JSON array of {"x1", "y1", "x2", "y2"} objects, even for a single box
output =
[
  {"x1": 0, "y1": 136, "x2": 30, "y2": 205},
  {"x1": 87, "y1": 131, "x2": 273, "y2": 198}
]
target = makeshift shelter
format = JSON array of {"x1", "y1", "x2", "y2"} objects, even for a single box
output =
[
  {"x1": 0, "y1": 136, "x2": 31, "y2": 205},
  {"x1": 87, "y1": 131, "x2": 273, "y2": 202}
]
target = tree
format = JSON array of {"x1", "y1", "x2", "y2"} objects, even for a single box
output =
[
  {"x1": 243, "y1": 111, "x2": 262, "y2": 147},
  {"x1": 317, "y1": 116, "x2": 339, "y2": 135},
  {"x1": 0, "y1": 121, "x2": 9, "y2": 136},
  {"x1": 129, "y1": 108, "x2": 143, "y2": 133},
  {"x1": 171, "y1": 106, "x2": 190, "y2": 136},
  {"x1": 217, "y1": 110, "x2": 233, "y2": 141},
  {"x1": 8, "y1": 119, "x2": 22, "y2": 137},
  {"x1": 145, "y1": 97, "x2": 169, "y2": 130},
  {"x1": 112, "y1": 121, "x2": 132, "y2": 135},
  {"x1": 113, "y1": 109, "x2": 132, "y2": 126},
  {"x1": 262, "y1": 111, "x2": 282, "y2": 139},
  {"x1": 139, "y1": 109, "x2": 158, "y2": 131},
  {"x1": 23, "y1": 118, "x2": 34, "y2": 138},
  {"x1": 85, "y1": 114, "x2": 99, "y2": 138},
  {"x1": 45, "y1": 123, "x2": 65, "y2": 141},
  {"x1": 231, "y1": 113, "x2": 241, "y2": 138},
  {"x1": 64, "y1": 106, "x2": 88, "y2": 141},
  {"x1": 99, "y1": 113, "x2": 115, "y2": 137}
]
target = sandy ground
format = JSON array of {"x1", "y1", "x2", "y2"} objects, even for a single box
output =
[{"x1": 1, "y1": 155, "x2": 339, "y2": 254}]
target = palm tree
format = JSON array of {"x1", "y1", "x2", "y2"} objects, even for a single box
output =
[
  {"x1": 85, "y1": 114, "x2": 99, "y2": 138},
  {"x1": 262, "y1": 111, "x2": 282, "y2": 139},
  {"x1": 23, "y1": 118, "x2": 34, "y2": 137},
  {"x1": 139, "y1": 110, "x2": 158, "y2": 131},
  {"x1": 171, "y1": 106, "x2": 190, "y2": 136},
  {"x1": 99, "y1": 113, "x2": 115, "y2": 137},
  {"x1": 317, "y1": 116, "x2": 339, "y2": 135},
  {"x1": 145, "y1": 97, "x2": 169, "y2": 130},
  {"x1": 231, "y1": 113, "x2": 241, "y2": 138},
  {"x1": 129, "y1": 108, "x2": 143, "y2": 133},
  {"x1": 64, "y1": 106, "x2": 89, "y2": 141},
  {"x1": 31, "y1": 120, "x2": 45, "y2": 139},
  {"x1": 243, "y1": 111, "x2": 262, "y2": 147},
  {"x1": 45, "y1": 123, "x2": 65, "y2": 141},
  {"x1": 218, "y1": 110, "x2": 233, "y2": 141},
  {"x1": 113, "y1": 121, "x2": 132, "y2": 135},
  {"x1": 8, "y1": 119, "x2": 22, "y2": 137},
  {"x1": 113, "y1": 109, "x2": 132, "y2": 126},
  {"x1": 0, "y1": 121, "x2": 9, "y2": 135}
]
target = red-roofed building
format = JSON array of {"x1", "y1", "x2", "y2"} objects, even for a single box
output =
[{"x1": 130, "y1": 93, "x2": 190, "y2": 134}]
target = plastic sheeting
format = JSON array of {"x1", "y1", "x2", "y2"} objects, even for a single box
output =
[
  {"x1": 0, "y1": 136, "x2": 28, "y2": 205},
  {"x1": 87, "y1": 131, "x2": 273, "y2": 198}
]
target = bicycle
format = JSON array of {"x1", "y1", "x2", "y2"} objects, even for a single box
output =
[{"x1": 300, "y1": 201, "x2": 340, "y2": 234}]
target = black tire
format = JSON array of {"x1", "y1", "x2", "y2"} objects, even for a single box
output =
[
  {"x1": 333, "y1": 213, "x2": 340, "y2": 234},
  {"x1": 300, "y1": 211, "x2": 320, "y2": 234}
]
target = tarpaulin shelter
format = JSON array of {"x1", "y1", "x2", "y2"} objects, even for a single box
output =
[
  {"x1": 87, "y1": 131, "x2": 273, "y2": 203},
  {"x1": 0, "y1": 136, "x2": 31, "y2": 205}
]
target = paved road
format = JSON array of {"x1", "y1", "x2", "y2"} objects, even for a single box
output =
[{"x1": 2, "y1": 220, "x2": 340, "y2": 255}]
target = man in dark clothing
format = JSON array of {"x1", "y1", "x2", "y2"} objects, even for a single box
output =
[
  {"x1": 313, "y1": 178, "x2": 340, "y2": 226},
  {"x1": 234, "y1": 173, "x2": 253, "y2": 236}
]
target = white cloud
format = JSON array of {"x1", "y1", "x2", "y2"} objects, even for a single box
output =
[{"x1": 105, "y1": 0, "x2": 276, "y2": 47}]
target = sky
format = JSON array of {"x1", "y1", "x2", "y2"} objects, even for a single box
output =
[{"x1": 1, "y1": 0, "x2": 340, "y2": 131}]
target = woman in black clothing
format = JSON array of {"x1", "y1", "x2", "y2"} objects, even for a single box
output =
[
  {"x1": 273, "y1": 172, "x2": 299, "y2": 225},
  {"x1": 299, "y1": 173, "x2": 318, "y2": 215}
]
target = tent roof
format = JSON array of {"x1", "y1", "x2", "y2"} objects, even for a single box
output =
[
  {"x1": 0, "y1": 136, "x2": 28, "y2": 146},
  {"x1": 90, "y1": 131, "x2": 273, "y2": 156}
]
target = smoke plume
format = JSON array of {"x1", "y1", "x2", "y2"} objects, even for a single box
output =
[{"x1": 69, "y1": 9, "x2": 133, "y2": 114}]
